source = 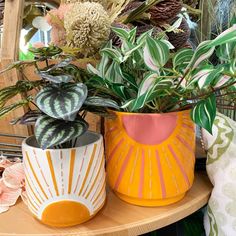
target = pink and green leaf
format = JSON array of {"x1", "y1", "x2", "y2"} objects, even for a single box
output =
[{"x1": 191, "y1": 94, "x2": 216, "y2": 134}]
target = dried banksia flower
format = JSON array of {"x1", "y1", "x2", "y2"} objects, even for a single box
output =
[
  {"x1": 166, "y1": 18, "x2": 191, "y2": 49},
  {"x1": 64, "y1": 2, "x2": 111, "y2": 56},
  {"x1": 149, "y1": 0, "x2": 183, "y2": 25},
  {"x1": 65, "y1": 0, "x2": 107, "y2": 8}
]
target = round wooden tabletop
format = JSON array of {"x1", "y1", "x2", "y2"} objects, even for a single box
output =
[{"x1": 0, "y1": 172, "x2": 212, "y2": 236}]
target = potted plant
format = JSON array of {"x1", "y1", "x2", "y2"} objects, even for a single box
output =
[
  {"x1": 87, "y1": 25, "x2": 236, "y2": 206},
  {"x1": 0, "y1": 46, "x2": 118, "y2": 227}
]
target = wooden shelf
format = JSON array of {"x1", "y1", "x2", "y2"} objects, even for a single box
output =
[{"x1": 0, "y1": 172, "x2": 212, "y2": 236}]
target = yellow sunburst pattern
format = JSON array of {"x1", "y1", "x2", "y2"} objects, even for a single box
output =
[
  {"x1": 22, "y1": 132, "x2": 106, "y2": 227},
  {"x1": 105, "y1": 110, "x2": 195, "y2": 206}
]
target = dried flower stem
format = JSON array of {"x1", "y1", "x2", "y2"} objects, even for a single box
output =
[{"x1": 124, "y1": 0, "x2": 165, "y2": 23}]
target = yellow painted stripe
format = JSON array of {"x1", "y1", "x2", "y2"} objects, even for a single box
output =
[
  {"x1": 85, "y1": 157, "x2": 104, "y2": 199},
  {"x1": 46, "y1": 151, "x2": 59, "y2": 196},
  {"x1": 92, "y1": 178, "x2": 106, "y2": 205},
  {"x1": 68, "y1": 149, "x2": 76, "y2": 194},
  {"x1": 25, "y1": 152, "x2": 48, "y2": 200},
  {"x1": 78, "y1": 144, "x2": 97, "y2": 195},
  {"x1": 27, "y1": 192, "x2": 39, "y2": 212},
  {"x1": 27, "y1": 201, "x2": 37, "y2": 216},
  {"x1": 25, "y1": 176, "x2": 42, "y2": 205}
]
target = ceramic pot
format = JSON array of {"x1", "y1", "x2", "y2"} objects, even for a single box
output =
[
  {"x1": 105, "y1": 110, "x2": 195, "y2": 206},
  {"x1": 22, "y1": 131, "x2": 106, "y2": 227}
]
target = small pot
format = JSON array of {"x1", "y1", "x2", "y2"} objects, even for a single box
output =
[
  {"x1": 22, "y1": 131, "x2": 106, "y2": 227},
  {"x1": 105, "y1": 110, "x2": 195, "y2": 206}
]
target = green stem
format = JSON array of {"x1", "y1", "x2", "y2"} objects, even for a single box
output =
[
  {"x1": 216, "y1": 104, "x2": 236, "y2": 110},
  {"x1": 183, "y1": 4, "x2": 202, "y2": 15},
  {"x1": 188, "y1": 81, "x2": 236, "y2": 100},
  {"x1": 34, "y1": 61, "x2": 40, "y2": 72},
  {"x1": 175, "y1": 68, "x2": 190, "y2": 89},
  {"x1": 30, "y1": 101, "x2": 40, "y2": 110},
  {"x1": 46, "y1": 58, "x2": 49, "y2": 68}
]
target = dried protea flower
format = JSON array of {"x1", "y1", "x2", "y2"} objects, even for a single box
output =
[
  {"x1": 65, "y1": 0, "x2": 107, "y2": 8},
  {"x1": 166, "y1": 18, "x2": 191, "y2": 50},
  {"x1": 121, "y1": 1, "x2": 142, "y2": 15},
  {"x1": 136, "y1": 23, "x2": 164, "y2": 38},
  {"x1": 109, "y1": 22, "x2": 131, "y2": 47},
  {"x1": 182, "y1": 40, "x2": 192, "y2": 49},
  {"x1": 183, "y1": 0, "x2": 199, "y2": 8},
  {"x1": 149, "y1": 0, "x2": 183, "y2": 25},
  {"x1": 64, "y1": 2, "x2": 111, "y2": 56}
]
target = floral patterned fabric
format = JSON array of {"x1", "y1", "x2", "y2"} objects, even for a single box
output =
[{"x1": 202, "y1": 112, "x2": 236, "y2": 236}]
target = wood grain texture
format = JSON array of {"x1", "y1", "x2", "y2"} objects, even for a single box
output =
[
  {"x1": 0, "y1": 172, "x2": 212, "y2": 236},
  {"x1": 0, "y1": 0, "x2": 30, "y2": 141},
  {"x1": 1, "y1": 0, "x2": 25, "y2": 59}
]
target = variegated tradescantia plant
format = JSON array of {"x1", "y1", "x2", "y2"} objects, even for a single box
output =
[
  {"x1": 0, "y1": 46, "x2": 119, "y2": 149},
  {"x1": 87, "y1": 25, "x2": 236, "y2": 134}
]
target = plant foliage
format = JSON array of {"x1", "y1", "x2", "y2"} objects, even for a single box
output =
[
  {"x1": 0, "y1": 46, "x2": 116, "y2": 149},
  {"x1": 87, "y1": 25, "x2": 236, "y2": 133}
]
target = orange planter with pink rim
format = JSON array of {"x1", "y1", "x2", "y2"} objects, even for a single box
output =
[{"x1": 105, "y1": 110, "x2": 196, "y2": 206}]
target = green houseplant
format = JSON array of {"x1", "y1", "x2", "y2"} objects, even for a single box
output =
[
  {"x1": 87, "y1": 25, "x2": 236, "y2": 206},
  {"x1": 0, "y1": 46, "x2": 118, "y2": 227}
]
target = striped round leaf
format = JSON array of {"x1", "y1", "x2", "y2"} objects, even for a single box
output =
[
  {"x1": 35, "y1": 114, "x2": 88, "y2": 149},
  {"x1": 10, "y1": 110, "x2": 41, "y2": 125},
  {"x1": 29, "y1": 46, "x2": 62, "y2": 57},
  {"x1": 35, "y1": 83, "x2": 88, "y2": 121},
  {"x1": 37, "y1": 71, "x2": 73, "y2": 83},
  {"x1": 47, "y1": 58, "x2": 73, "y2": 71},
  {"x1": 84, "y1": 96, "x2": 120, "y2": 109}
]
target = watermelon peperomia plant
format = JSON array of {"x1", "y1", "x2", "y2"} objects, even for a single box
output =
[
  {"x1": 0, "y1": 46, "x2": 119, "y2": 149},
  {"x1": 87, "y1": 25, "x2": 236, "y2": 134}
]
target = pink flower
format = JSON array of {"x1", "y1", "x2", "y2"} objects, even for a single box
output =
[
  {"x1": 45, "y1": 4, "x2": 72, "y2": 27},
  {"x1": 50, "y1": 26, "x2": 66, "y2": 47},
  {"x1": 32, "y1": 42, "x2": 45, "y2": 48},
  {"x1": 45, "y1": 4, "x2": 71, "y2": 46},
  {"x1": 3, "y1": 163, "x2": 25, "y2": 189},
  {"x1": 0, "y1": 179, "x2": 21, "y2": 212},
  {"x1": 57, "y1": 4, "x2": 72, "y2": 20},
  {"x1": 0, "y1": 157, "x2": 21, "y2": 175},
  {"x1": 0, "y1": 162, "x2": 26, "y2": 214}
]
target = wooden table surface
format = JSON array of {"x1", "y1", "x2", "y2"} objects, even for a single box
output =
[{"x1": 0, "y1": 172, "x2": 212, "y2": 236}]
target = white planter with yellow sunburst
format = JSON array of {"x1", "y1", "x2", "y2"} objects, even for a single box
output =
[{"x1": 22, "y1": 131, "x2": 106, "y2": 227}]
